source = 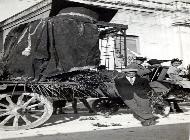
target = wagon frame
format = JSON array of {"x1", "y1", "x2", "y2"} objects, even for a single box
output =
[{"x1": 0, "y1": 21, "x2": 128, "y2": 131}]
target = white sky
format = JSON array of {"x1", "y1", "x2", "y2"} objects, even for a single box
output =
[{"x1": 0, "y1": 0, "x2": 42, "y2": 22}]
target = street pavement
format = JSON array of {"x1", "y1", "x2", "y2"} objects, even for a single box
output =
[{"x1": 2, "y1": 123, "x2": 190, "y2": 140}]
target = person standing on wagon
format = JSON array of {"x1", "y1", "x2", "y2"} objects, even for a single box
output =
[{"x1": 114, "y1": 68, "x2": 159, "y2": 126}]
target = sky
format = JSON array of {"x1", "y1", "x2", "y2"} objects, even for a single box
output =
[{"x1": 0, "y1": 0, "x2": 42, "y2": 22}]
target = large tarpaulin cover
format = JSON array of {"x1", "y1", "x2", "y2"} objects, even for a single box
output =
[
  {"x1": 49, "y1": 0, "x2": 118, "y2": 22},
  {"x1": 3, "y1": 7, "x2": 101, "y2": 80}
]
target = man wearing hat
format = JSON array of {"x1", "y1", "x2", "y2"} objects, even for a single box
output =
[
  {"x1": 128, "y1": 57, "x2": 151, "y2": 80},
  {"x1": 114, "y1": 67, "x2": 158, "y2": 126}
]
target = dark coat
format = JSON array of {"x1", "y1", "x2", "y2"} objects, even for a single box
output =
[{"x1": 114, "y1": 76, "x2": 151, "y2": 100}]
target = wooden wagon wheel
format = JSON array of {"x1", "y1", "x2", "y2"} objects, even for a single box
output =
[
  {"x1": 0, "y1": 92, "x2": 53, "y2": 130},
  {"x1": 92, "y1": 98, "x2": 120, "y2": 115}
]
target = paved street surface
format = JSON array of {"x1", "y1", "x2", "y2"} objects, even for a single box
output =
[
  {"x1": 0, "y1": 101, "x2": 190, "y2": 140},
  {"x1": 2, "y1": 123, "x2": 190, "y2": 140}
]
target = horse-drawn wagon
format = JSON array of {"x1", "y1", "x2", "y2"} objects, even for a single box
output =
[
  {"x1": 0, "y1": 5, "x2": 128, "y2": 130},
  {"x1": 1, "y1": 0, "x2": 190, "y2": 131}
]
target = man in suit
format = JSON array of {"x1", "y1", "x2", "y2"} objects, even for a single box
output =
[{"x1": 114, "y1": 68, "x2": 159, "y2": 126}]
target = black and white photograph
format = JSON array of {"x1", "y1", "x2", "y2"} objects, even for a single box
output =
[{"x1": 0, "y1": 0, "x2": 190, "y2": 140}]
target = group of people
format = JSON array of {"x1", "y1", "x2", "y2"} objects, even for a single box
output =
[
  {"x1": 53, "y1": 57, "x2": 189, "y2": 126},
  {"x1": 114, "y1": 56, "x2": 189, "y2": 126}
]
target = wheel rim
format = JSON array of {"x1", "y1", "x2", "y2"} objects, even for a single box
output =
[
  {"x1": 0, "y1": 93, "x2": 53, "y2": 130},
  {"x1": 92, "y1": 98, "x2": 119, "y2": 114}
]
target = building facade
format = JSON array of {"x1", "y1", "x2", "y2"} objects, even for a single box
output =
[{"x1": 1, "y1": 0, "x2": 190, "y2": 67}]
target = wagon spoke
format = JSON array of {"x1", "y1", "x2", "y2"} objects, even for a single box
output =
[
  {"x1": 0, "y1": 94, "x2": 8, "y2": 99},
  {"x1": 105, "y1": 99, "x2": 111, "y2": 103},
  {"x1": 21, "y1": 115, "x2": 32, "y2": 125},
  {"x1": 0, "y1": 112, "x2": 10, "y2": 117},
  {"x1": 13, "y1": 115, "x2": 20, "y2": 128},
  {"x1": 0, "y1": 109, "x2": 8, "y2": 112},
  {"x1": 6, "y1": 96, "x2": 14, "y2": 106},
  {"x1": 0, "y1": 103, "x2": 8, "y2": 108},
  {"x1": 29, "y1": 109, "x2": 44, "y2": 113},
  {"x1": 0, "y1": 115, "x2": 14, "y2": 125},
  {"x1": 23, "y1": 96, "x2": 36, "y2": 107},
  {"x1": 26, "y1": 103, "x2": 43, "y2": 109},
  {"x1": 96, "y1": 104, "x2": 100, "y2": 107},
  {"x1": 101, "y1": 100, "x2": 106, "y2": 104},
  {"x1": 17, "y1": 94, "x2": 24, "y2": 105},
  {"x1": 30, "y1": 114, "x2": 40, "y2": 119}
]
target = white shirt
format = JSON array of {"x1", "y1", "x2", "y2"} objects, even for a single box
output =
[
  {"x1": 126, "y1": 76, "x2": 136, "y2": 85},
  {"x1": 167, "y1": 65, "x2": 185, "y2": 81}
]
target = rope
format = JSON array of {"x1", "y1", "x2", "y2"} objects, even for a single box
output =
[{"x1": 22, "y1": 19, "x2": 45, "y2": 56}]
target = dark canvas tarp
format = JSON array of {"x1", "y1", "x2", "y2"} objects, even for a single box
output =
[
  {"x1": 3, "y1": 7, "x2": 101, "y2": 80},
  {"x1": 49, "y1": 0, "x2": 118, "y2": 22}
]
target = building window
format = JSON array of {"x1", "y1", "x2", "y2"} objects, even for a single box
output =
[
  {"x1": 99, "y1": 34, "x2": 140, "y2": 70},
  {"x1": 114, "y1": 35, "x2": 140, "y2": 70}
]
